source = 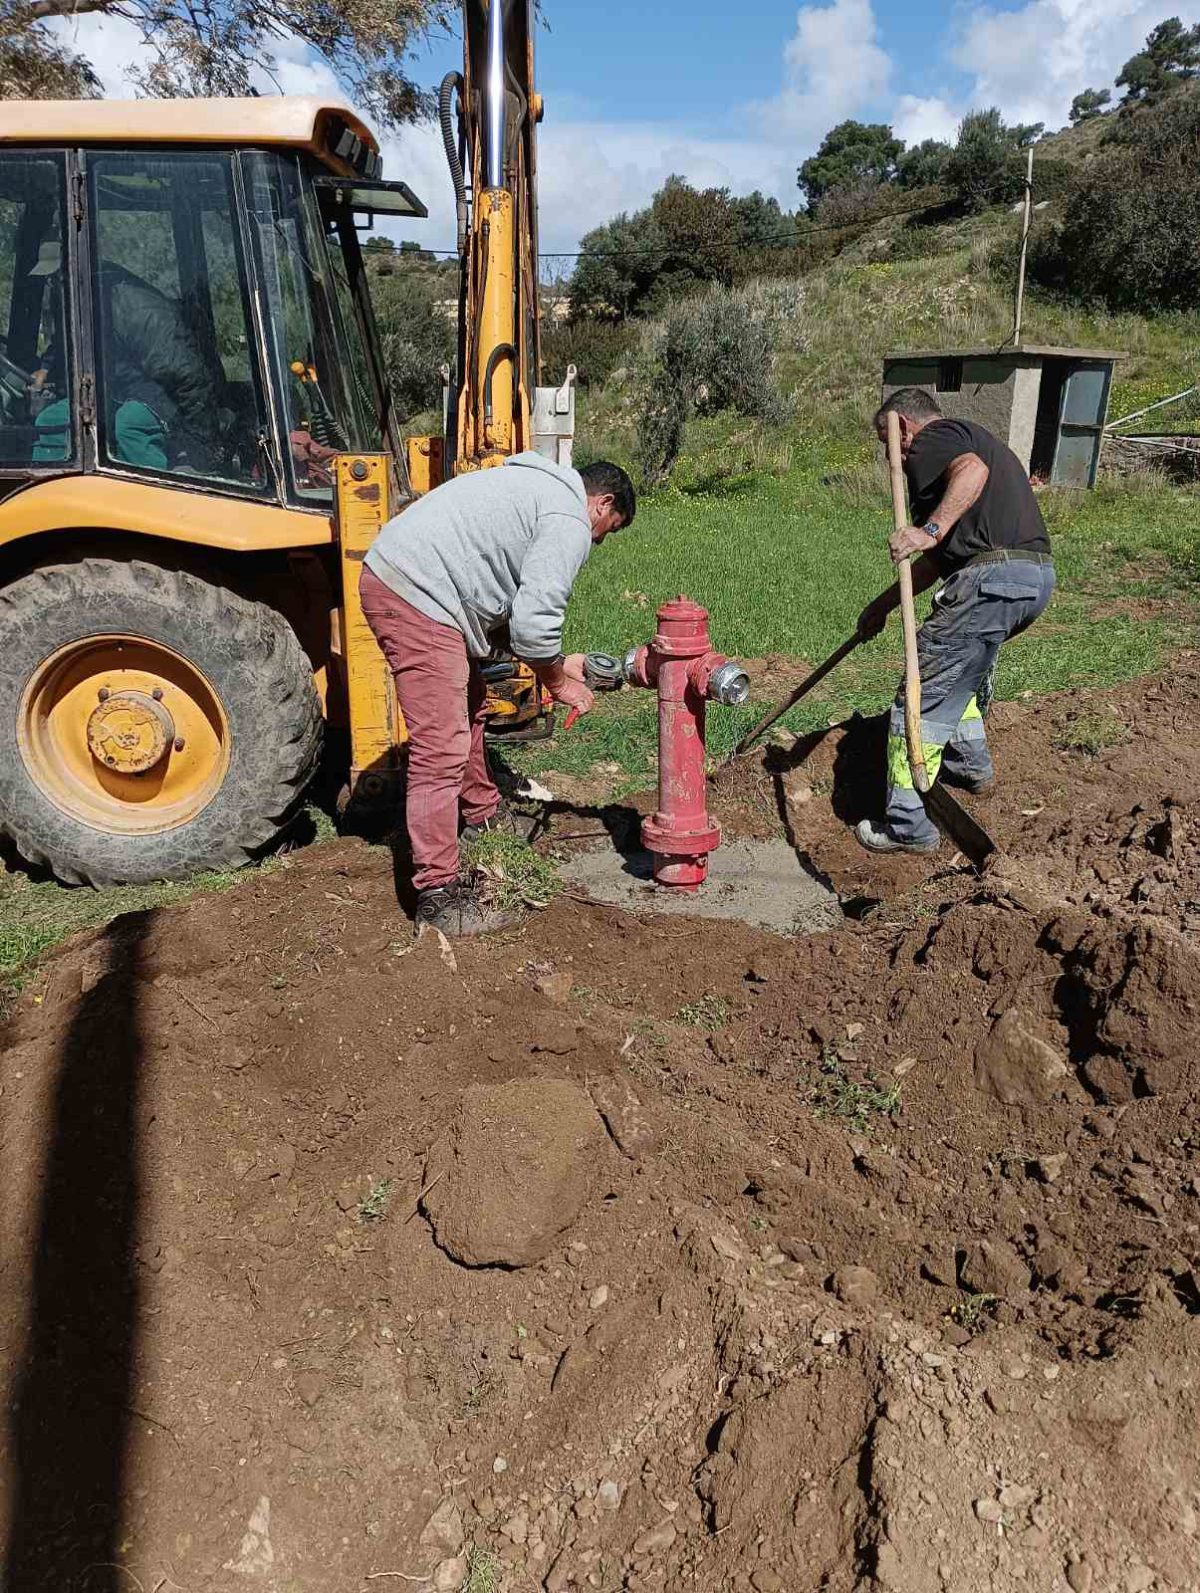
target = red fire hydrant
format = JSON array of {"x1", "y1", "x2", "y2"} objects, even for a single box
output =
[{"x1": 623, "y1": 597, "x2": 750, "y2": 891}]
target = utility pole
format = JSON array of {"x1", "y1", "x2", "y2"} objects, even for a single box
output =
[{"x1": 1013, "y1": 144, "x2": 1034, "y2": 349}]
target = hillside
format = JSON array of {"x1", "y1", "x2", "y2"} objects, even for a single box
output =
[{"x1": 570, "y1": 201, "x2": 1199, "y2": 476}]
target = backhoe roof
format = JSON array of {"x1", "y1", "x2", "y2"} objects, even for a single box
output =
[{"x1": 0, "y1": 96, "x2": 379, "y2": 170}]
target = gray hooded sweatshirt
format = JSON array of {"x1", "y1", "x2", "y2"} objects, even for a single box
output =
[{"x1": 363, "y1": 452, "x2": 592, "y2": 661}]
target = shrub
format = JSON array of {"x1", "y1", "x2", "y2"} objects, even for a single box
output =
[
  {"x1": 1029, "y1": 157, "x2": 1075, "y2": 200},
  {"x1": 541, "y1": 319, "x2": 636, "y2": 390},
  {"x1": 371, "y1": 266, "x2": 456, "y2": 421},
  {"x1": 1030, "y1": 88, "x2": 1200, "y2": 311},
  {"x1": 798, "y1": 121, "x2": 903, "y2": 206},
  {"x1": 897, "y1": 138, "x2": 952, "y2": 189},
  {"x1": 630, "y1": 282, "x2": 795, "y2": 487},
  {"x1": 813, "y1": 180, "x2": 892, "y2": 229}
]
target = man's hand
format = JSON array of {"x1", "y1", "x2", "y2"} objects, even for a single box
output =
[
  {"x1": 889, "y1": 524, "x2": 932, "y2": 565},
  {"x1": 856, "y1": 592, "x2": 894, "y2": 639},
  {"x1": 548, "y1": 676, "x2": 595, "y2": 717},
  {"x1": 561, "y1": 653, "x2": 589, "y2": 684}
]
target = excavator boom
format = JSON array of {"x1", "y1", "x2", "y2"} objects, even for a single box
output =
[{"x1": 419, "y1": 0, "x2": 563, "y2": 479}]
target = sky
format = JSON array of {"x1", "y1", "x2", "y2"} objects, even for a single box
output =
[{"x1": 48, "y1": 0, "x2": 1200, "y2": 257}]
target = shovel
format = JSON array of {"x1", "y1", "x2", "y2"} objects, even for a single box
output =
[
  {"x1": 721, "y1": 631, "x2": 867, "y2": 765},
  {"x1": 886, "y1": 412, "x2": 997, "y2": 870}
]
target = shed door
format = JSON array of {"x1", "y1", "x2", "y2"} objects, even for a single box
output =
[{"x1": 1051, "y1": 361, "x2": 1112, "y2": 488}]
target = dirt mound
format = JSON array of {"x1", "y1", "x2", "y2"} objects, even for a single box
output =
[
  {"x1": 423, "y1": 1078, "x2": 610, "y2": 1267},
  {"x1": 712, "y1": 647, "x2": 1200, "y2": 920},
  {"x1": 2, "y1": 658, "x2": 1200, "y2": 1592}
]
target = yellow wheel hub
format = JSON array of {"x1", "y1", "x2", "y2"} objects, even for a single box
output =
[
  {"x1": 19, "y1": 636, "x2": 230, "y2": 836},
  {"x1": 87, "y1": 689, "x2": 175, "y2": 775}
]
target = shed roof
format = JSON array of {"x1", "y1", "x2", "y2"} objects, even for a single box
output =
[
  {"x1": 0, "y1": 97, "x2": 378, "y2": 168},
  {"x1": 885, "y1": 345, "x2": 1125, "y2": 363}
]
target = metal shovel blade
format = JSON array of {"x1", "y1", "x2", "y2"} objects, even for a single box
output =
[{"x1": 922, "y1": 780, "x2": 998, "y2": 870}]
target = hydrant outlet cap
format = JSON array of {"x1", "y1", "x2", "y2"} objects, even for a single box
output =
[{"x1": 708, "y1": 661, "x2": 752, "y2": 707}]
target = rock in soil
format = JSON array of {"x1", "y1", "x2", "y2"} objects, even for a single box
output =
[
  {"x1": 974, "y1": 1009, "x2": 1069, "y2": 1105},
  {"x1": 831, "y1": 1265, "x2": 880, "y2": 1309},
  {"x1": 421, "y1": 1077, "x2": 608, "y2": 1267},
  {"x1": 959, "y1": 1239, "x2": 1032, "y2": 1300}
]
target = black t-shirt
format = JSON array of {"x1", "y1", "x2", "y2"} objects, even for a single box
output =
[{"x1": 905, "y1": 418, "x2": 1050, "y2": 571}]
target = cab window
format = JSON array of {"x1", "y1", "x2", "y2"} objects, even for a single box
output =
[
  {"x1": 88, "y1": 150, "x2": 267, "y2": 492},
  {"x1": 243, "y1": 152, "x2": 374, "y2": 505},
  {"x1": 0, "y1": 153, "x2": 74, "y2": 470}
]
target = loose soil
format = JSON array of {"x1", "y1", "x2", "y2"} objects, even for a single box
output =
[{"x1": 2, "y1": 652, "x2": 1199, "y2": 1593}]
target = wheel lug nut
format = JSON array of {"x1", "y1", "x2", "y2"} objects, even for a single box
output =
[
  {"x1": 152, "y1": 687, "x2": 164, "y2": 701},
  {"x1": 97, "y1": 687, "x2": 110, "y2": 702},
  {"x1": 174, "y1": 737, "x2": 186, "y2": 752}
]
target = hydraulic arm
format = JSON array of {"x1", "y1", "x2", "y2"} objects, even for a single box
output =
[{"x1": 413, "y1": 0, "x2": 545, "y2": 480}]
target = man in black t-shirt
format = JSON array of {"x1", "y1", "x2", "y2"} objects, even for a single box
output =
[{"x1": 854, "y1": 387, "x2": 1056, "y2": 854}]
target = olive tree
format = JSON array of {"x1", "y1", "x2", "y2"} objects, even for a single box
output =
[{"x1": 0, "y1": 0, "x2": 452, "y2": 121}]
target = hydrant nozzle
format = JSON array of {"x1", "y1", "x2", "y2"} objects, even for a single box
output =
[{"x1": 624, "y1": 596, "x2": 749, "y2": 892}]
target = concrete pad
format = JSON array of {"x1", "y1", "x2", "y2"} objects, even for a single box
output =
[{"x1": 560, "y1": 837, "x2": 840, "y2": 936}]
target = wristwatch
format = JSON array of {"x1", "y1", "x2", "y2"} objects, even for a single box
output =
[{"x1": 921, "y1": 521, "x2": 943, "y2": 541}]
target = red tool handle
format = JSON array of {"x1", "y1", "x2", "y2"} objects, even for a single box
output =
[{"x1": 563, "y1": 706, "x2": 581, "y2": 731}]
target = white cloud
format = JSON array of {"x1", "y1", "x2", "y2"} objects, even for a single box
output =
[
  {"x1": 44, "y1": 11, "x2": 145, "y2": 97},
  {"x1": 380, "y1": 118, "x2": 800, "y2": 258},
  {"x1": 50, "y1": 13, "x2": 799, "y2": 256},
  {"x1": 532, "y1": 121, "x2": 796, "y2": 256},
  {"x1": 893, "y1": 95, "x2": 960, "y2": 147},
  {"x1": 751, "y1": 0, "x2": 893, "y2": 143},
  {"x1": 951, "y1": 0, "x2": 1200, "y2": 129}
]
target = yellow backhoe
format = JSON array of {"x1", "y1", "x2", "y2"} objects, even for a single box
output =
[{"x1": 0, "y1": 0, "x2": 568, "y2": 885}]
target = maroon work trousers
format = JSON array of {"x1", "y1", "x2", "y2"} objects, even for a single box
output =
[{"x1": 359, "y1": 567, "x2": 501, "y2": 892}]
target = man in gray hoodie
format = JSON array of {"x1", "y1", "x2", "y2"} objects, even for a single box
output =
[{"x1": 360, "y1": 452, "x2": 636, "y2": 935}]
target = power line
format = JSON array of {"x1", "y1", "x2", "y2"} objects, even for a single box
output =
[{"x1": 397, "y1": 196, "x2": 947, "y2": 262}]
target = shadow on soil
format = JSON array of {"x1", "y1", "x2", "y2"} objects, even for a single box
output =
[{"x1": 5, "y1": 913, "x2": 150, "y2": 1592}]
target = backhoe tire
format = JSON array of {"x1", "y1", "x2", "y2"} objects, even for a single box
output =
[{"x1": 0, "y1": 558, "x2": 323, "y2": 886}]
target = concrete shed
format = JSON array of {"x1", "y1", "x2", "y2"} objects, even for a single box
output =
[{"x1": 881, "y1": 346, "x2": 1124, "y2": 488}]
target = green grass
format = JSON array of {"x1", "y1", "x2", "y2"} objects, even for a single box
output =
[
  {"x1": 4, "y1": 448, "x2": 1196, "y2": 1013},
  {"x1": 358, "y1": 1179, "x2": 393, "y2": 1223},
  {"x1": 676, "y1": 994, "x2": 730, "y2": 1030},
  {"x1": 1053, "y1": 707, "x2": 1131, "y2": 756},
  {"x1": 948, "y1": 1291, "x2": 998, "y2": 1332},
  {"x1": 462, "y1": 830, "x2": 563, "y2": 911},
  {"x1": 812, "y1": 1051, "x2": 903, "y2": 1134},
  {"x1": 463, "y1": 1546, "x2": 501, "y2": 1593},
  {"x1": 0, "y1": 802, "x2": 336, "y2": 1014}
]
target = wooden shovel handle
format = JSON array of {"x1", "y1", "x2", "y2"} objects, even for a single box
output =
[{"x1": 886, "y1": 411, "x2": 930, "y2": 793}]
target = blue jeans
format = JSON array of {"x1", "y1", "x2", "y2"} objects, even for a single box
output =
[{"x1": 887, "y1": 557, "x2": 1056, "y2": 845}]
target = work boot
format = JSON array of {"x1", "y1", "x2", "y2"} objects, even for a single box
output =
[
  {"x1": 940, "y1": 768, "x2": 995, "y2": 796},
  {"x1": 460, "y1": 800, "x2": 540, "y2": 848},
  {"x1": 414, "y1": 879, "x2": 515, "y2": 938},
  {"x1": 855, "y1": 818, "x2": 940, "y2": 855}
]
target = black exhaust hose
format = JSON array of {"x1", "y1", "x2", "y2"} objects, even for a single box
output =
[{"x1": 439, "y1": 72, "x2": 468, "y2": 254}]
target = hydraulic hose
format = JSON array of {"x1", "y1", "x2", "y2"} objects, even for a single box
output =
[
  {"x1": 439, "y1": 71, "x2": 468, "y2": 255},
  {"x1": 483, "y1": 341, "x2": 517, "y2": 426}
]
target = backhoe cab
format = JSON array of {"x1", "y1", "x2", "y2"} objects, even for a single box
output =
[{"x1": 0, "y1": 2, "x2": 574, "y2": 886}]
